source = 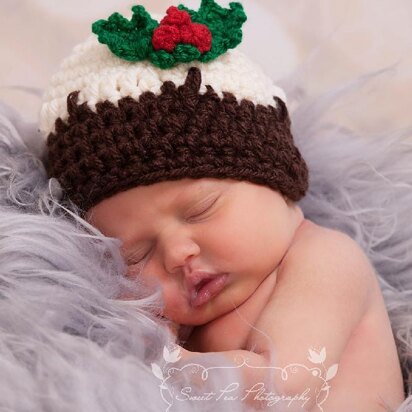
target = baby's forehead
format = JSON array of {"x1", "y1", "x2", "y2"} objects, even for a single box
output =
[
  {"x1": 133, "y1": 178, "x2": 278, "y2": 206},
  {"x1": 165, "y1": 177, "x2": 234, "y2": 190},
  {"x1": 141, "y1": 177, "x2": 238, "y2": 199}
]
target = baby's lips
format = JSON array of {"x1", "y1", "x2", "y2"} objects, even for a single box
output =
[
  {"x1": 185, "y1": 270, "x2": 217, "y2": 297},
  {"x1": 185, "y1": 271, "x2": 229, "y2": 307},
  {"x1": 189, "y1": 274, "x2": 229, "y2": 308}
]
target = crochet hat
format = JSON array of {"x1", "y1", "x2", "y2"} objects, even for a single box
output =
[{"x1": 39, "y1": 0, "x2": 309, "y2": 213}]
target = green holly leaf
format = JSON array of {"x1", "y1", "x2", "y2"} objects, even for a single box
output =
[
  {"x1": 150, "y1": 49, "x2": 176, "y2": 69},
  {"x1": 92, "y1": 5, "x2": 159, "y2": 62},
  {"x1": 178, "y1": 0, "x2": 247, "y2": 61},
  {"x1": 91, "y1": 0, "x2": 246, "y2": 69}
]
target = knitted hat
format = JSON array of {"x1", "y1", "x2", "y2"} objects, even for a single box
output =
[{"x1": 39, "y1": 0, "x2": 309, "y2": 213}]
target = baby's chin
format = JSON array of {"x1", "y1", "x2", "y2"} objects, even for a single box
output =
[{"x1": 163, "y1": 308, "x2": 223, "y2": 326}]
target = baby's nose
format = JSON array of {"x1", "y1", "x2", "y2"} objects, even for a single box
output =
[{"x1": 162, "y1": 235, "x2": 200, "y2": 275}]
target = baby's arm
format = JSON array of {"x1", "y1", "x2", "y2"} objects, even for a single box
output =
[{"x1": 245, "y1": 229, "x2": 375, "y2": 409}]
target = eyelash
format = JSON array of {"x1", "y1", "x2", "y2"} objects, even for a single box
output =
[
  {"x1": 128, "y1": 250, "x2": 151, "y2": 266},
  {"x1": 186, "y1": 198, "x2": 217, "y2": 221}
]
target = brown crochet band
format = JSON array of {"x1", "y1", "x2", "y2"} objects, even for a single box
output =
[{"x1": 45, "y1": 67, "x2": 309, "y2": 212}]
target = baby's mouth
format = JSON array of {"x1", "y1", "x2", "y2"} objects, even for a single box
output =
[{"x1": 187, "y1": 272, "x2": 229, "y2": 308}]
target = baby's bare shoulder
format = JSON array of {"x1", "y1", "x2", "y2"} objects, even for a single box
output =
[
  {"x1": 276, "y1": 221, "x2": 376, "y2": 299},
  {"x1": 247, "y1": 222, "x2": 377, "y2": 362}
]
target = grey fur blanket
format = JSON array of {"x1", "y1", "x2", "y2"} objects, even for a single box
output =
[{"x1": 1, "y1": 64, "x2": 412, "y2": 411}]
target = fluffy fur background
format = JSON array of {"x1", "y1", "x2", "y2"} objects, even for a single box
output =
[{"x1": 1, "y1": 63, "x2": 412, "y2": 411}]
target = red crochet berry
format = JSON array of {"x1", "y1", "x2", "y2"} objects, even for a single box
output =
[
  {"x1": 152, "y1": 6, "x2": 212, "y2": 53},
  {"x1": 160, "y1": 5, "x2": 191, "y2": 26}
]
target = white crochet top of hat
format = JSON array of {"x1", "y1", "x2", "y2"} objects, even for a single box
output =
[{"x1": 39, "y1": 34, "x2": 287, "y2": 138}]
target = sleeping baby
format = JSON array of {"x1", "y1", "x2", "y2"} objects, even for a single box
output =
[
  {"x1": 39, "y1": 1, "x2": 405, "y2": 410},
  {"x1": 87, "y1": 178, "x2": 405, "y2": 411}
]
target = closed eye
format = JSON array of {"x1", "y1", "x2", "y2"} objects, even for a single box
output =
[
  {"x1": 127, "y1": 249, "x2": 151, "y2": 266},
  {"x1": 187, "y1": 197, "x2": 218, "y2": 221}
]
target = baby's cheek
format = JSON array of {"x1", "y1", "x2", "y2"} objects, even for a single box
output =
[
  {"x1": 162, "y1": 286, "x2": 184, "y2": 310},
  {"x1": 161, "y1": 287, "x2": 192, "y2": 323}
]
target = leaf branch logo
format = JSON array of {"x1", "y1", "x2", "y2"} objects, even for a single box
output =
[
  {"x1": 151, "y1": 345, "x2": 338, "y2": 411},
  {"x1": 307, "y1": 346, "x2": 339, "y2": 390}
]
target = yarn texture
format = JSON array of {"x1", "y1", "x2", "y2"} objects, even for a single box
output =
[
  {"x1": 45, "y1": 68, "x2": 308, "y2": 212},
  {"x1": 92, "y1": 0, "x2": 246, "y2": 68},
  {"x1": 39, "y1": 43, "x2": 286, "y2": 138}
]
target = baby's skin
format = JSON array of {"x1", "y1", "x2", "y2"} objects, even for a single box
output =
[{"x1": 86, "y1": 177, "x2": 405, "y2": 411}]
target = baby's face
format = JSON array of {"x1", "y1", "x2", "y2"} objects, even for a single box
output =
[{"x1": 87, "y1": 178, "x2": 303, "y2": 326}]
